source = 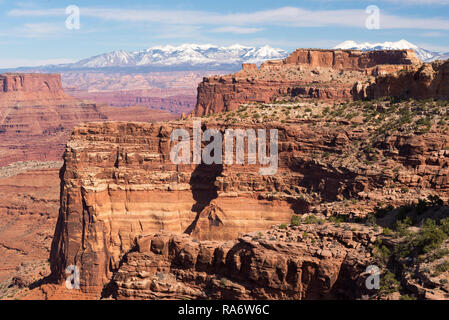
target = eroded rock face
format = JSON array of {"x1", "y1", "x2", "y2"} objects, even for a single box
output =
[
  {"x1": 354, "y1": 60, "x2": 449, "y2": 101},
  {"x1": 194, "y1": 49, "x2": 421, "y2": 116},
  {"x1": 0, "y1": 73, "x2": 74, "y2": 107},
  {"x1": 0, "y1": 73, "x2": 175, "y2": 167},
  {"x1": 50, "y1": 116, "x2": 449, "y2": 296},
  {"x1": 113, "y1": 224, "x2": 378, "y2": 300},
  {"x1": 283, "y1": 49, "x2": 419, "y2": 70}
]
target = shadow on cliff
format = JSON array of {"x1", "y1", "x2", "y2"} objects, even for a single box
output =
[{"x1": 184, "y1": 163, "x2": 223, "y2": 235}]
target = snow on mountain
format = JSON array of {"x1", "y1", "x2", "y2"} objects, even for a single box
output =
[
  {"x1": 67, "y1": 44, "x2": 289, "y2": 69},
  {"x1": 75, "y1": 50, "x2": 137, "y2": 68},
  {"x1": 334, "y1": 40, "x2": 447, "y2": 62}
]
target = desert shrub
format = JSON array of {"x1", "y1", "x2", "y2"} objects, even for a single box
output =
[
  {"x1": 374, "y1": 205, "x2": 394, "y2": 218},
  {"x1": 373, "y1": 240, "x2": 392, "y2": 265},
  {"x1": 395, "y1": 217, "x2": 413, "y2": 237},
  {"x1": 379, "y1": 271, "x2": 401, "y2": 296},
  {"x1": 415, "y1": 219, "x2": 448, "y2": 253},
  {"x1": 364, "y1": 214, "x2": 377, "y2": 226},
  {"x1": 302, "y1": 215, "x2": 324, "y2": 225},
  {"x1": 291, "y1": 215, "x2": 302, "y2": 226},
  {"x1": 430, "y1": 249, "x2": 449, "y2": 262},
  {"x1": 416, "y1": 199, "x2": 429, "y2": 215},
  {"x1": 428, "y1": 195, "x2": 444, "y2": 206},
  {"x1": 440, "y1": 218, "x2": 449, "y2": 235},
  {"x1": 435, "y1": 261, "x2": 449, "y2": 275},
  {"x1": 396, "y1": 218, "x2": 449, "y2": 258}
]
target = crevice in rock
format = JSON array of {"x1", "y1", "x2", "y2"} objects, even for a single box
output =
[{"x1": 184, "y1": 163, "x2": 223, "y2": 235}]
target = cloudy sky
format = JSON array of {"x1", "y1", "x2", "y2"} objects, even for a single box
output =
[{"x1": 1, "y1": 0, "x2": 449, "y2": 67}]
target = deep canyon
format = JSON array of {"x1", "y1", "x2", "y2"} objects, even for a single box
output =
[{"x1": 1, "y1": 48, "x2": 449, "y2": 300}]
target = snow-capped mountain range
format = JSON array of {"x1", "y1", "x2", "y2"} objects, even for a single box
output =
[
  {"x1": 5, "y1": 41, "x2": 448, "y2": 73},
  {"x1": 56, "y1": 44, "x2": 289, "y2": 69},
  {"x1": 334, "y1": 40, "x2": 449, "y2": 62}
]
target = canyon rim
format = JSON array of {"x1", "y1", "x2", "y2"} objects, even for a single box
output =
[{"x1": 1, "y1": 0, "x2": 449, "y2": 308}]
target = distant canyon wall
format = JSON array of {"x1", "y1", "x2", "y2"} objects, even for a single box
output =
[
  {"x1": 284, "y1": 48, "x2": 420, "y2": 70},
  {"x1": 0, "y1": 73, "x2": 74, "y2": 107},
  {"x1": 194, "y1": 49, "x2": 423, "y2": 116},
  {"x1": 0, "y1": 73, "x2": 175, "y2": 166},
  {"x1": 68, "y1": 90, "x2": 196, "y2": 115}
]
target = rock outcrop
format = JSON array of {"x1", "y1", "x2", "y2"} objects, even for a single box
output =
[
  {"x1": 113, "y1": 224, "x2": 378, "y2": 300},
  {"x1": 194, "y1": 49, "x2": 421, "y2": 116},
  {"x1": 50, "y1": 110, "x2": 449, "y2": 296},
  {"x1": 0, "y1": 73, "x2": 74, "y2": 107},
  {"x1": 0, "y1": 73, "x2": 175, "y2": 167},
  {"x1": 354, "y1": 60, "x2": 449, "y2": 101}
]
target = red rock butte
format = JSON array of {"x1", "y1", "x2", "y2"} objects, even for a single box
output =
[
  {"x1": 195, "y1": 49, "x2": 422, "y2": 116},
  {"x1": 0, "y1": 73, "x2": 175, "y2": 166},
  {"x1": 0, "y1": 73, "x2": 76, "y2": 107}
]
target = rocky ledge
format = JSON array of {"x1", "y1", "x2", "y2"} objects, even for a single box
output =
[
  {"x1": 50, "y1": 96, "x2": 449, "y2": 296},
  {"x1": 113, "y1": 223, "x2": 378, "y2": 300},
  {"x1": 194, "y1": 49, "x2": 421, "y2": 116}
]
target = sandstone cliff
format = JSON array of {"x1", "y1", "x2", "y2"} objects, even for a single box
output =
[
  {"x1": 113, "y1": 225, "x2": 378, "y2": 300},
  {"x1": 0, "y1": 73, "x2": 74, "y2": 107},
  {"x1": 194, "y1": 49, "x2": 421, "y2": 116},
  {"x1": 354, "y1": 60, "x2": 449, "y2": 101},
  {"x1": 50, "y1": 98, "x2": 449, "y2": 296},
  {"x1": 0, "y1": 73, "x2": 175, "y2": 167}
]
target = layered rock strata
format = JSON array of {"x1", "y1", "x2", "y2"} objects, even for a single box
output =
[
  {"x1": 113, "y1": 224, "x2": 378, "y2": 300},
  {"x1": 0, "y1": 73, "x2": 74, "y2": 107},
  {"x1": 195, "y1": 49, "x2": 421, "y2": 116},
  {"x1": 354, "y1": 60, "x2": 449, "y2": 100},
  {"x1": 0, "y1": 73, "x2": 174, "y2": 166},
  {"x1": 50, "y1": 115, "x2": 449, "y2": 296}
]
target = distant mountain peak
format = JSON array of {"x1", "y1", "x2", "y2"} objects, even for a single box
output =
[
  {"x1": 59, "y1": 44, "x2": 289, "y2": 70},
  {"x1": 334, "y1": 40, "x2": 447, "y2": 62}
]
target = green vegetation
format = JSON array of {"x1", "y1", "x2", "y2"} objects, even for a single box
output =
[
  {"x1": 379, "y1": 271, "x2": 401, "y2": 296},
  {"x1": 373, "y1": 240, "x2": 392, "y2": 266},
  {"x1": 291, "y1": 215, "x2": 302, "y2": 226},
  {"x1": 434, "y1": 261, "x2": 449, "y2": 276},
  {"x1": 395, "y1": 218, "x2": 449, "y2": 258},
  {"x1": 290, "y1": 214, "x2": 325, "y2": 226},
  {"x1": 220, "y1": 278, "x2": 228, "y2": 286}
]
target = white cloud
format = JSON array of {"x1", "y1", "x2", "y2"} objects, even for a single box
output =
[
  {"x1": 8, "y1": 6, "x2": 449, "y2": 30},
  {"x1": 0, "y1": 22, "x2": 65, "y2": 38},
  {"x1": 8, "y1": 8, "x2": 65, "y2": 17},
  {"x1": 19, "y1": 23, "x2": 63, "y2": 36},
  {"x1": 211, "y1": 26, "x2": 263, "y2": 34}
]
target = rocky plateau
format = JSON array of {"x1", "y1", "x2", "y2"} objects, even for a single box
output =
[{"x1": 2, "y1": 48, "x2": 449, "y2": 300}]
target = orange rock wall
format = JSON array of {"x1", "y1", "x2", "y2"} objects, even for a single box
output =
[
  {"x1": 283, "y1": 49, "x2": 419, "y2": 70},
  {"x1": 195, "y1": 49, "x2": 421, "y2": 116},
  {"x1": 355, "y1": 60, "x2": 449, "y2": 100},
  {"x1": 50, "y1": 119, "x2": 449, "y2": 296}
]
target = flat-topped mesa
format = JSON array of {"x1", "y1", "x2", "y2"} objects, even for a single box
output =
[
  {"x1": 282, "y1": 48, "x2": 420, "y2": 70},
  {"x1": 0, "y1": 72, "x2": 176, "y2": 167},
  {"x1": 194, "y1": 49, "x2": 422, "y2": 116},
  {"x1": 0, "y1": 73, "x2": 75, "y2": 106},
  {"x1": 354, "y1": 59, "x2": 449, "y2": 100}
]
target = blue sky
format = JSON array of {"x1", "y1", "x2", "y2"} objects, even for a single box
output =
[{"x1": 1, "y1": 0, "x2": 449, "y2": 67}]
